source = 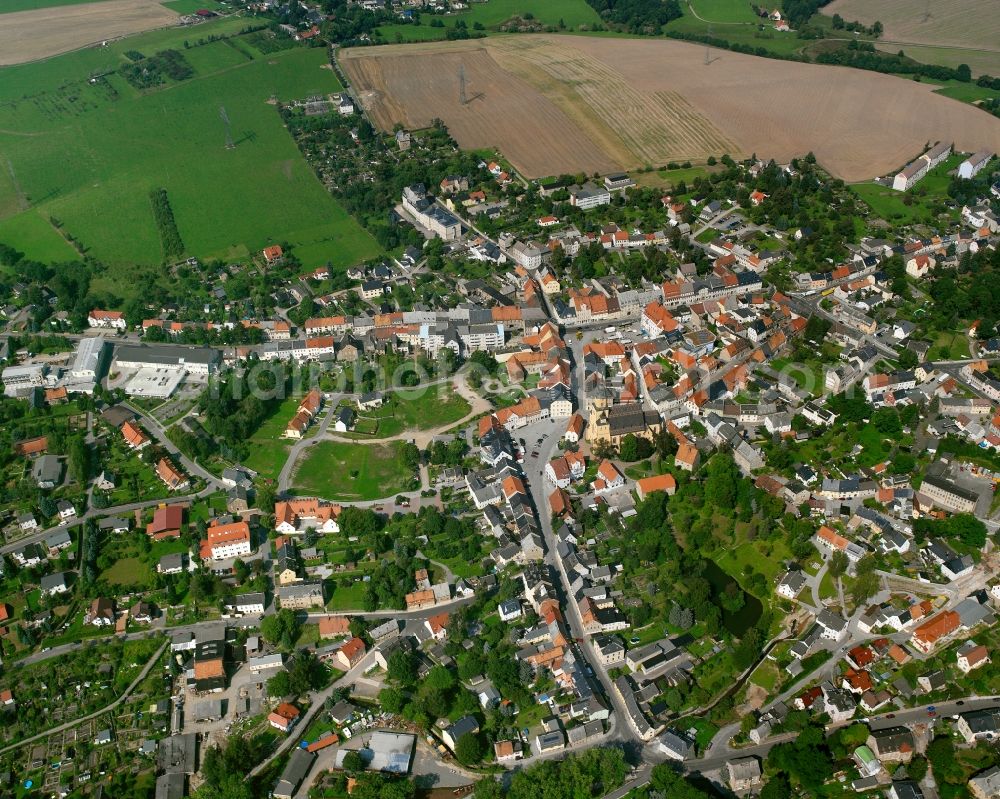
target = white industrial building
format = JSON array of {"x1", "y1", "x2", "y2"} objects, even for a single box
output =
[{"x1": 2, "y1": 363, "x2": 49, "y2": 397}]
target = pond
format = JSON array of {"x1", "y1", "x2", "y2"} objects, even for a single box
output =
[{"x1": 702, "y1": 560, "x2": 763, "y2": 637}]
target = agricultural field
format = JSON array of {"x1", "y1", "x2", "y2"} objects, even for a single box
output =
[
  {"x1": 0, "y1": 22, "x2": 381, "y2": 272},
  {"x1": 0, "y1": 0, "x2": 180, "y2": 66},
  {"x1": 290, "y1": 440, "x2": 417, "y2": 501},
  {"x1": 0, "y1": 0, "x2": 110, "y2": 12},
  {"x1": 822, "y1": 0, "x2": 1000, "y2": 76},
  {"x1": 341, "y1": 34, "x2": 1000, "y2": 181}
]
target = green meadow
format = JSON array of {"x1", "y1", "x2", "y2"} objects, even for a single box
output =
[
  {"x1": 0, "y1": 20, "x2": 380, "y2": 275},
  {"x1": 0, "y1": 0, "x2": 109, "y2": 13},
  {"x1": 377, "y1": 0, "x2": 601, "y2": 43}
]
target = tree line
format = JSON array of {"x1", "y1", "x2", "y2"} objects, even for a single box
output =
[{"x1": 149, "y1": 187, "x2": 185, "y2": 262}]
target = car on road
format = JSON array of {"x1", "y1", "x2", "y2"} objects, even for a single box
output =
[
  {"x1": 886, "y1": 713, "x2": 895, "y2": 719},
  {"x1": 956, "y1": 701, "x2": 965, "y2": 706},
  {"x1": 928, "y1": 710, "x2": 937, "y2": 717},
  {"x1": 530, "y1": 451, "x2": 538, "y2": 458},
  {"x1": 927, "y1": 706, "x2": 936, "y2": 711}
]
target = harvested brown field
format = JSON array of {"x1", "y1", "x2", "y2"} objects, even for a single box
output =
[
  {"x1": 341, "y1": 35, "x2": 1000, "y2": 182},
  {"x1": 822, "y1": 0, "x2": 1000, "y2": 76},
  {"x1": 0, "y1": 0, "x2": 179, "y2": 66},
  {"x1": 343, "y1": 44, "x2": 619, "y2": 178},
  {"x1": 822, "y1": 0, "x2": 1000, "y2": 54}
]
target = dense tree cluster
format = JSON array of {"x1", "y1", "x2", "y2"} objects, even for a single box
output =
[
  {"x1": 927, "y1": 246, "x2": 1000, "y2": 336},
  {"x1": 149, "y1": 188, "x2": 185, "y2": 261},
  {"x1": 584, "y1": 0, "x2": 682, "y2": 34},
  {"x1": 781, "y1": 0, "x2": 834, "y2": 29},
  {"x1": 196, "y1": 733, "x2": 271, "y2": 799},
  {"x1": 766, "y1": 723, "x2": 835, "y2": 792},
  {"x1": 914, "y1": 512, "x2": 988, "y2": 548},
  {"x1": 118, "y1": 49, "x2": 194, "y2": 89},
  {"x1": 195, "y1": 363, "x2": 289, "y2": 459},
  {"x1": 473, "y1": 747, "x2": 628, "y2": 799}
]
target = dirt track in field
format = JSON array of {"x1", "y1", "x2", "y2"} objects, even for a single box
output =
[
  {"x1": 823, "y1": 0, "x2": 1000, "y2": 52},
  {"x1": 822, "y1": 0, "x2": 1000, "y2": 77},
  {"x1": 341, "y1": 35, "x2": 1000, "y2": 181},
  {"x1": 0, "y1": 0, "x2": 179, "y2": 66}
]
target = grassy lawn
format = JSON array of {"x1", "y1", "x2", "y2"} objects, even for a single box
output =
[
  {"x1": 240, "y1": 395, "x2": 304, "y2": 480},
  {"x1": 749, "y1": 660, "x2": 780, "y2": 692},
  {"x1": 851, "y1": 182, "x2": 935, "y2": 225},
  {"x1": 770, "y1": 357, "x2": 824, "y2": 395},
  {"x1": 688, "y1": 0, "x2": 758, "y2": 24},
  {"x1": 0, "y1": 209, "x2": 78, "y2": 263},
  {"x1": 630, "y1": 165, "x2": 711, "y2": 188},
  {"x1": 932, "y1": 331, "x2": 971, "y2": 359},
  {"x1": 241, "y1": 441, "x2": 291, "y2": 483},
  {"x1": 851, "y1": 153, "x2": 963, "y2": 227},
  {"x1": 291, "y1": 440, "x2": 417, "y2": 500},
  {"x1": 856, "y1": 423, "x2": 890, "y2": 467},
  {"x1": 819, "y1": 569, "x2": 837, "y2": 602},
  {"x1": 346, "y1": 386, "x2": 471, "y2": 438},
  {"x1": 0, "y1": 28, "x2": 380, "y2": 274},
  {"x1": 102, "y1": 555, "x2": 153, "y2": 586},
  {"x1": 106, "y1": 451, "x2": 171, "y2": 505},
  {"x1": 717, "y1": 538, "x2": 792, "y2": 585},
  {"x1": 688, "y1": 718, "x2": 719, "y2": 751},
  {"x1": 325, "y1": 580, "x2": 370, "y2": 611},
  {"x1": 0, "y1": 0, "x2": 108, "y2": 12}
]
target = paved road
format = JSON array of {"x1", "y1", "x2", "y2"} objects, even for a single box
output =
[
  {"x1": 2, "y1": 486, "x2": 215, "y2": 557},
  {"x1": 0, "y1": 640, "x2": 170, "y2": 756},
  {"x1": 303, "y1": 594, "x2": 475, "y2": 621},
  {"x1": 276, "y1": 374, "x2": 490, "y2": 493},
  {"x1": 249, "y1": 647, "x2": 382, "y2": 778},
  {"x1": 520, "y1": 415, "x2": 637, "y2": 746},
  {"x1": 277, "y1": 395, "x2": 342, "y2": 491},
  {"x1": 123, "y1": 401, "x2": 221, "y2": 487}
]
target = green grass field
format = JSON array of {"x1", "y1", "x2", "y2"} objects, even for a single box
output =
[
  {"x1": 161, "y1": 0, "x2": 228, "y2": 13},
  {"x1": 0, "y1": 208, "x2": 78, "y2": 262},
  {"x1": 931, "y1": 81, "x2": 1000, "y2": 103},
  {"x1": 376, "y1": 0, "x2": 601, "y2": 42},
  {"x1": 933, "y1": 331, "x2": 971, "y2": 359},
  {"x1": 239, "y1": 394, "x2": 301, "y2": 480},
  {"x1": 851, "y1": 182, "x2": 931, "y2": 225},
  {"x1": 0, "y1": 23, "x2": 381, "y2": 274},
  {"x1": 0, "y1": 0, "x2": 109, "y2": 13},
  {"x1": 664, "y1": 7, "x2": 807, "y2": 56},
  {"x1": 350, "y1": 387, "x2": 471, "y2": 438},
  {"x1": 717, "y1": 538, "x2": 792, "y2": 585},
  {"x1": 103, "y1": 555, "x2": 154, "y2": 586},
  {"x1": 687, "y1": 0, "x2": 758, "y2": 24},
  {"x1": 291, "y1": 440, "x2": 416, "y2": 500}
]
